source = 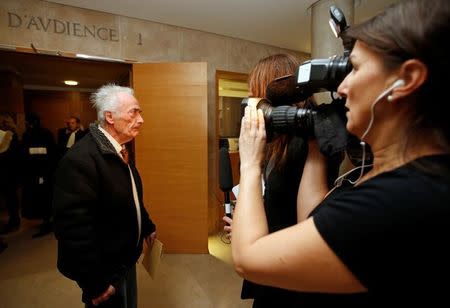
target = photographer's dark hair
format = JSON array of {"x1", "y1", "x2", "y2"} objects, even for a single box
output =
[
  {"x1": 346, "y1": 0, "x2": 450, "y2": 152},
  {"x1": 248, "y1": 54, "x2": 313, "y2": 169}
]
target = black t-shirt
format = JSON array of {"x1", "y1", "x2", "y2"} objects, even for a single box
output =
[
  {"x1": 312, "y1": 154, "x2": 450, "y2": 305},
  {"x1": 243, "y1": 137, "x2": 369, "y2": 307}
]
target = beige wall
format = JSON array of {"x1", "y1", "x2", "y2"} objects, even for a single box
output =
[
  {"x1": 0, "y1": 0, "x2": 309, "y2": 69},
  {"x1": 0, "y1": 0, "x2": 310, "y2": 235}
]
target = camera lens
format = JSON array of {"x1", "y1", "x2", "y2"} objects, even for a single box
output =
[
  {"x1": 253, "y1": 101, "x2": 316, "y2": 140},
  {"x1": 270, "y1": 105, "x2": 316, "y2": 138}
]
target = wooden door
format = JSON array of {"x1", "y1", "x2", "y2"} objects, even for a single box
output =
[{"x1": 133, "y1": 62, "x2": 208, "y2": 253}]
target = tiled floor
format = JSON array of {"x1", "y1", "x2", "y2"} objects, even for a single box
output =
[{"x1": 0, "y1": 216, "x2": 252, "y2": 308}]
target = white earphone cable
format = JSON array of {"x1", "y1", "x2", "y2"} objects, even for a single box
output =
[{"x1": 334, "y1": 81, "x2": 402, "y2": 187}]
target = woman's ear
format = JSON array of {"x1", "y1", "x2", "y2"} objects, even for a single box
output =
[{"x1": 393, "y1": 59, "x2": 428, "y2": 100}]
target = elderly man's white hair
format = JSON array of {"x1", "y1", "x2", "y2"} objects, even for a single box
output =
[{"x1": 90, "y1": 84, "x2": 134, "y2": 124}]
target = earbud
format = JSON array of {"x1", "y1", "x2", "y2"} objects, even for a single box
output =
[
  {"x1": 391, "y1": 79, "x2": 405, "y2": 90},
  {"x1": 385, "y1": 79, "x2": 405, "y2": 94},
  {"x1": 384, "y1": 79, "x2": 405, "y2": 103}
]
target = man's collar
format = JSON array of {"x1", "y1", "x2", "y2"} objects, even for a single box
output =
[{"x1": 98, "y1": 126, "x2": 122, "y2": 154}]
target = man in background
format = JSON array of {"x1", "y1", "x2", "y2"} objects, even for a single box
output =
[
  {"x1": 21, "y1": 113, "x2": 56, "y2": 238},
  {"x1": 57, "y1": 116, "x2": 86, "y2": 159},
  {"x1": 0, "y1": 112, "x2": 20, "y2": 235}
]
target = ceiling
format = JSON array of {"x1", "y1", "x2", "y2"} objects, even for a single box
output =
[
  {"x1": 0, "y1": 50, "x2": 131, "y2": 91},
  {"x1": 46, "y1": 0, "x2": 399, "y2": 53}
]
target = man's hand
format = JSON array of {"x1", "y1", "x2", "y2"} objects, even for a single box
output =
[
  {"x1": 91, "y1": 285, "x2": 115, "y2": 306},
  {"x1": 144, "y1": 231, "x2": 157, "y2": 253}
]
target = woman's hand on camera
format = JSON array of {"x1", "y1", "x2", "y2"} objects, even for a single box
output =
[{"x1": 239, "y1": 105, "x2": 266, "y2": 172}]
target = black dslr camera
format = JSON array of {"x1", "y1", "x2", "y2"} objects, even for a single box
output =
[{"x1": 241, "y1": 5, "x2": 355, "y2": 157}]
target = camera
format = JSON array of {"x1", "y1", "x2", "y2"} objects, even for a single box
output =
[{"x1": 241, "y1": 5, "x2": 353, "y2": 144}]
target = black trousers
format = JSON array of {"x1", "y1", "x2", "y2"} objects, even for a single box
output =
[
  {"x1": 85, "y1": 265, "x2": 137, "y2": 308},
  {"x1": 21, "y1": 175, "x2": 52, "y2": 220}
]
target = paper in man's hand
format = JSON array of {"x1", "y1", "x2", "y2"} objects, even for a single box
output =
[{"x1": 142, "y1": 239, "x2": 163, "y2": 279}]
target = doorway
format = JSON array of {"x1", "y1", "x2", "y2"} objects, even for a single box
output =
[
  {"x1": 213, "y1": 70, "x2": 248, "y2": 221},
  {"x1": 0, "y1": 49, "x2": 132, "y2": 139},
  {"x1": 0, "y1": 48, "x2": 132, "y2": 234},
  {"x1": 209, "y1": 70, "x2": 248, "y2": 263}
]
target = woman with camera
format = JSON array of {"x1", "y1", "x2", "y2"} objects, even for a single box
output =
[
  {"x1": 223, "y1": 53, "x2": 313, "y2": 307},
  {"x1": 232, "y1": 0, "x2": 450, "y2": 305}
]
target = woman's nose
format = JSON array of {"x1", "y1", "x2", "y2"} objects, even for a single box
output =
[{"x1": 337, "y1": 76, "x2": 348, "y2": 97}]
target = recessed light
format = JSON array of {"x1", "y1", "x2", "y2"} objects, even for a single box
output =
[{"x1": 64, "y1": 80, "x2": 78, "y2": 86}]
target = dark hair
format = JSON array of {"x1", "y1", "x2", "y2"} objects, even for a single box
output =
[
  {"x1": 346, "y1": 0, "x2": 450, "y2": 150},
  {"x1": 69, "y1": 116, "x2": 81, "y2": 124},
  {"x1": 25, "y1": 112, "x2": 40, "y2": 128},
  {"x1": 248, "y1": 54, "x2": 302, "y2": 169}
]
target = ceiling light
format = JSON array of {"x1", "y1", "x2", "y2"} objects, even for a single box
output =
[
  {"x1": 64, "y1": 80, "x2": 78, "y2": 86},
  {"x1": 76, "y1": 53, "x2": 127, "y2": 63}
]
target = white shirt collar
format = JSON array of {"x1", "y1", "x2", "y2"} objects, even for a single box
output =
[{"x1": 98, "y1": 125, "x2": 123, "y2": 154}]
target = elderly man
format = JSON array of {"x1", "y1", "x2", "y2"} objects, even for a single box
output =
[{"x1": 53, "y1": 84, "x2": 156, "y2": 308}]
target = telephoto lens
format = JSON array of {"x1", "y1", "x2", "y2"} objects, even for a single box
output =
[
  {"x1": 269, "y1": 105, "x2": 316, "y2": 138},
  {"x1": 240, "y1": 97, "x2": 316, "y2": 141}
]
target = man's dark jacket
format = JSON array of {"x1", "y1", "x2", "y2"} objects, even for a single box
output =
[
  {"x1": 57, "y1": 128, "x2": 87, "y2": 146},
  {"x1": 57, "y1": 128, "x2": 87, "y2": 159},
  {"x1": 53, "y1": 124, "x2": 156, "y2": 303}
]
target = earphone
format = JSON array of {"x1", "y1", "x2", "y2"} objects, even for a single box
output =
[
  {"x1": 334, "y1": 78, "x2": 405, "y2": 187},
  {"x1": 389, "y1": 79, "x2": 406, "y2": 91},
  {"x1": 386, "y1": 79, "x2": 405, "y2": 102}
]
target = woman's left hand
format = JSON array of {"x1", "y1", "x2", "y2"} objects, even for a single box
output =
[{"x1": 239, "y1": 105, "x2": 266, "y2": 172}]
